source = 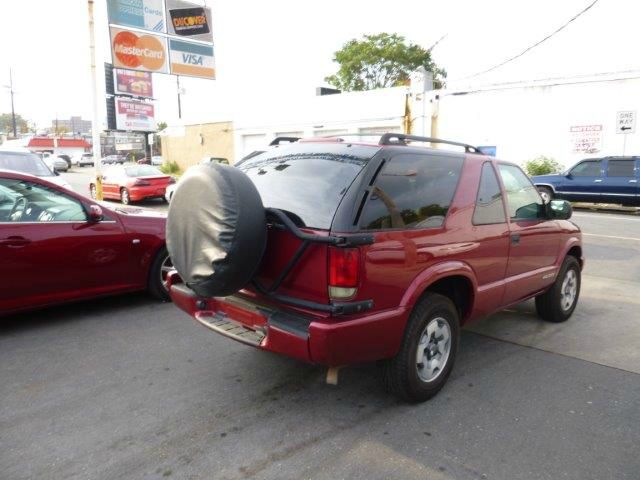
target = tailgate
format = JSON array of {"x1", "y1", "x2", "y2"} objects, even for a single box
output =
[{"x1": 250, "y1": 225, "x2": 330, "y2": 306}]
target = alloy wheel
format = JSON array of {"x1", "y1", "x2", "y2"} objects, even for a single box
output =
[
  {"x1": 416, "y1": 317, "x2": 451, "y2": 383},
  {"x1": 560, "y1": 269, "x2": 578, "y2": 311}
]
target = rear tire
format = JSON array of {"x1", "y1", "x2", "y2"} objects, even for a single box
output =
[
  {"x1": 381, "y1": 292, "x2": 459, "y2": 402},
  {"x1": 537, "y1": 186, "x2": 553, "y2": 204},
  {"x1": 535, "y1": 256, "x2": 581, "y2": 323},
  {"x1": 148, "y1": 246, "x2": 172, "y2": 301},
  {"x1": 120, "y1": 188, "x2": 130, "y2": 205}
]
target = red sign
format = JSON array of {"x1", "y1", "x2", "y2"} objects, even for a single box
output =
[
  {"x1": 115, "y1": 69, "x2": 154, "y2": 98},
  {"x1": 115, "y1": 98, "x2": 156, "y2": 131}
]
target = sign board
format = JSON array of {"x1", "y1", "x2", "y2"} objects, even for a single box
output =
[
  {"x1": 114, "y1": 68, "x2": 154, "y2": 98},
  {"x1": 169, "y1": 38, "x2": 215, "y2": 78},
  {"x1": 616, "y1": 111, "x2": 636, "y2": 134},
  {"x1": 107, "y1": 0, "x2": 165, "y2": 32},
  {"x1": 110, "y1": 26, "x2": 168, "y2": 74},
  {"x1": 115, "y1": 97, "x2": 156, "y2": 131},
  {"x1": 570, "y1": 125, "x2": 602, "y2": 154},
  {"x1": 165, "y1": 0, "x2": 213, "y2": 43},
  {"x1": 477, "y1": 146, "x2": 497, "y2": 157}
]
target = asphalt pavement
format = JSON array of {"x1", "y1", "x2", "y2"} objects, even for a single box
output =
[{"x1": 1, "y1": 210, "x2": 639, "y2": 480}]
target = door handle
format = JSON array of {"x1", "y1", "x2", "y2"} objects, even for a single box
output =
[
  {"x1": 0, "y1": 236, "x2": 31, "y2": 247},
  {"x1": 511, "y1": 234, "x2": 520, "y2": 245},
  {"x1": 593, "y1": 179, "x2": 603, "y2": 183},
  {"x1": 630, "y1": 179, "x2": 638, "y2": 183}
]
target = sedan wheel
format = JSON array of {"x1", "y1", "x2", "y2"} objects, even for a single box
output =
[
  {"x1": 120, "y1": 188, "x2": 130, "y2": 205},
  {"x1": 160, "y1": 255, "x2": 174, "y2": 294}
]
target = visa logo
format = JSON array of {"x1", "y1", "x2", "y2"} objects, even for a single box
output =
[{"x1": 182, "y1": 53, "x2": 203, "y2": 65}]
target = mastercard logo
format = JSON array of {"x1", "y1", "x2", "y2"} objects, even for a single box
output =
[{"x1": 113, "y1": 30, "x2": 166, "y2": 71}]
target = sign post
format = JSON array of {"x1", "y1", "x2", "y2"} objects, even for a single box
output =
[
  {"x1": 616, "y1": 111, "x2": 636, "y2": 156},
  {"x1": 87, "y1": 0, "x2": 103, "y2": 200}
]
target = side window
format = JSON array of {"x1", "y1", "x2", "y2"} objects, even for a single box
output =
[
  {"x1": 607, "y1": 159, "x2": 636, "y2": 177},
  {"x1": 473, "y1": 163, "x2": 506, "y2": 225},
  {"x1": 0, "y1": 178, "x2": 87, "y2": 223},
  {"x1": 570, "y1": 160, "x2": 602, "y2": 177},
  {"x1": 497, "y1": 164, "x2": 544, "y2": 220},
  {"x1": 359, "y1": 153, "x2": 464, "y2": 230}
]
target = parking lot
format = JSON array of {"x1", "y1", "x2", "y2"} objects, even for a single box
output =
[{"x1": 1, "y1": 208, "x2": 639, "y2": 479}]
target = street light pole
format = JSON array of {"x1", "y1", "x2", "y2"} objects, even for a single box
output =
[
  {"x1": 87, "y1": 0, "x2": 103, "y2": 200},
  {"x1": 176, "y1": 75, "x2": 182, "y2": 119},
  {"x1": 8, "y1": 68, "x2": 17, "y2": 138}
]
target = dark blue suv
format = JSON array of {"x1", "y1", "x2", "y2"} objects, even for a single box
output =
[{"x1": 532, "y1": 156, "x2": 639, "y2": 206}]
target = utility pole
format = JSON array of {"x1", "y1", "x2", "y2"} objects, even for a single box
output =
[
  {"x1": 8, "y1": 68, "x2": 17, "y2": 138},
  {"x1": 176, "y1": 75, "x2": 182, "y2": 119},
  {"x1": 87, "y1": 0, "x2": 103, "y2": 200}
]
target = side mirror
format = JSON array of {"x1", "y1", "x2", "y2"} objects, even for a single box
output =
[
  {"x1": 547, "y1": 199, "x2": 572, "y2": 220},
  {"x1": 565, "y1": 172, "x2": 573, "y2": 179},
  {"x1": 87, "y1": 204, "x2": 103, "y2": 223}
]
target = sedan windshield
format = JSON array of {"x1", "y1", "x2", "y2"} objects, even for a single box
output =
[{"x1": 0, "y1": 152, "x2": 55, "y2": 177}]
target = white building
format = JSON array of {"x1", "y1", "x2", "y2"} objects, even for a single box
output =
[{"x1": 231, "y1": 71, "x2": 640, "y2": 168}]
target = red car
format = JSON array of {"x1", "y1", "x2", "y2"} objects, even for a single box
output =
[
  {"x1": 0, "y1": 169, "x2": 172, "y2": 317},
  {"x1": 167, "y1": 134, "x2": 583, "y2": 402},
  {"x1": 90, "y1": 165, "x2": 175, "y2": 205}
]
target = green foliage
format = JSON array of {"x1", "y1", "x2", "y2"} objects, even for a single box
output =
[
  {"x1": 0, "y1": 113, "x2": 29, "y2": 136},
  {"x1": 325, "y1": 33, "x2": 446, "y2": 92},
  {"x1": 156, "y1": 122, "x2": 167, "y2": 131},
  {"x1": 524, "y1": 156, "x2": 562, "y2": 176},
  {"x1": 160, "y1": 160, "x2": 181, "y2": 176}
]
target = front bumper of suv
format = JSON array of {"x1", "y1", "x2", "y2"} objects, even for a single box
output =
[{"x1": 168, "y1": 274, "x2": 408, "y2": 366}]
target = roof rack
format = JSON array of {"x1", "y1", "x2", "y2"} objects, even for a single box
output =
[
  {"x1": 269, "y1": 136, "x2": 300, "y2": 146},
  {"x1": 378, "y1": 133, "x2": 482, "y2": 154}
]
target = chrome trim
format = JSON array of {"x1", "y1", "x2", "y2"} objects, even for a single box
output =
[
  {"x1": 0, "y1": 221, "x2": 118, "y2": 224},
  {"x1": 195, "y1": 312, "x2": 266, "y2": 347}
]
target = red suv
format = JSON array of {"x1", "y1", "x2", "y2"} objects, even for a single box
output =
[{"x1": 166, "y1": 134, "x2": 583, "y2": 402}]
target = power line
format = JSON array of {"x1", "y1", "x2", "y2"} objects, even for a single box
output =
[{"x1": 458, "y1": 0, "x2": 601, "y2": 81}]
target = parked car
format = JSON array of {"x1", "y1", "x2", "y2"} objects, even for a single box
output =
[
  {"x1": 200, "y1": 156, "x2": 229, "y2": 165},
  {"x1": 532, "y1": 156, "x2": 639, "y2": 205},
  {"x1": 0, "y1": 147, "x2": 72, "y2": 190},
  {"x1": 102, "y1": 154, "x2": 127, "y2": 165},
  {"x1": 75, "y1": 153, "x2": 95, "y2": 167},
  {"x1": 164, "y1": 181, "x2": 177, "y2": 203},
  {"x1": 166, "y1": 133, "x2": 583, "y2": 402},
  {"x1": 57, "y1": 154, "x2": 72, "y2": 168},
  {"x1": 90, "y1": 164, "x2": 175, "y2": 205},
  {"x1": 151, "y1": 155, "x2": 164, "y2": 166},
  {"x1": 43, "y1": 155, "x2": 69, "y2": 172},
  {"x1": 0, "y1": 169, "x2": 172, "y2": 316}
]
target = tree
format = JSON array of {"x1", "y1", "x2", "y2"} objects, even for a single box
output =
[
  {"x1": 0, "y1": 113, "x2": 29, "y2": 136},
  {"x1": 325, "y1": 33, "x2": 446, "y2": 92},
  {"x1": 524, "y1": 156, "x2": 562, "y2": 176}
]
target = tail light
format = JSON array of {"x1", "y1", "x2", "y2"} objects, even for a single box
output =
[
  {"x1": 133, "y1": 179, "x2": 151, "y2": 186},
  {"x1": 328, "y1": 247, "x2": 360, "y2": 300}
]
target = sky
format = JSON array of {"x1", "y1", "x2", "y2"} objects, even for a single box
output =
[{"x1": 0, "y1": 0, "x2": 638, "y2": 129}]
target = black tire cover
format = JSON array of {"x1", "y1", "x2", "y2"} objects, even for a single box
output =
[{"x1": 166, "y1": 163, "x2": 267, "y2": 297}]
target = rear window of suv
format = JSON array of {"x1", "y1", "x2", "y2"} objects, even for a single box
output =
[{"x1": 238, "y1": 143, "x2": 379, "y2": 230}]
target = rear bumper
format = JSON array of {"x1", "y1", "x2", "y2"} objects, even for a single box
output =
[
  {"x1": 129, "y1": 186, "x2": 167, "y2": 201},
  {"x1": 169, "y1": 279, "x2": 407, "y2": 366}
]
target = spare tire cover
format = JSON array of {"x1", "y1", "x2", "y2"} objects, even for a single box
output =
[{"x1": 166, "y1": 163, "x2": 267, "y2": 297}]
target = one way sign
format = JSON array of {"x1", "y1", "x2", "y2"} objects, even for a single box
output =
[{"x1": 616, "y1": 110, "x2": 636, "y2": 134}]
